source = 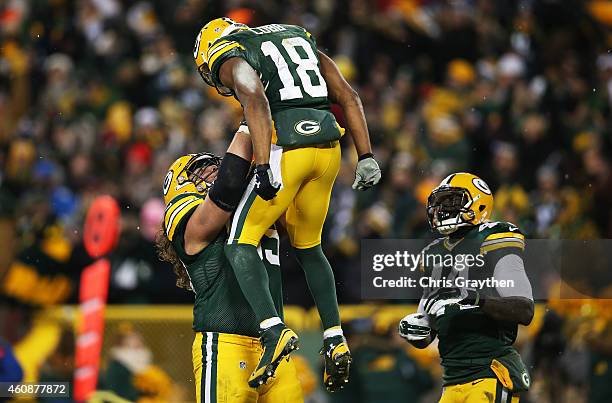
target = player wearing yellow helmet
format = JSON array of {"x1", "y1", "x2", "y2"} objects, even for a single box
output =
[
  {"x1": 399, "y1": 173, "x2": 534, "y2": 403},
  {"x1": 193, "y1": 17, "x2": 381, "y2": 390},
  {"x1": 157, "y1": 130, "x2": 303, "y2": 403}
]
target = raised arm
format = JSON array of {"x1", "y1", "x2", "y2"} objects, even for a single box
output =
[
  {"x1": 318, "y1": 50, "x2": 381, "y2": 190},
  {"x1": 183, "y1": 130, "x2": 252, "y2": 255},
  {"x1": 217, "y1": 57, "x2": 280, "y2": 200},
  {"x1": 318, "y1": 50, "x2": 372, "y2": 157},
  {"x1": 219, "y1": 58, "x2": 271, "y2": 165}
]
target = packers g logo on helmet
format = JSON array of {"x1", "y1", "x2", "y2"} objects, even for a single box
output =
[
  {"x1": 163, "y1": 170, "x2": 174, "y2": 196},
  {"x1": 193, "y1": 17, "x2": 248, "y2": 95},
  {"x1": 426, "y1": 172, "x2": 494, "y2": 235},
  {"x1": 471, "y1": 177, "x2": 491, "y2": 195},
  {"x1": 162, "y1": 153, "x2": 221, "y2": 206}
]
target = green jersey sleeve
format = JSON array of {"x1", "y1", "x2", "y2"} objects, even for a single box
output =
[
  {"x1": 477, "y1": 221, "x2": 525, "y2": 256},
  {"x1": 477, "y1": 222, "x2": 532, "y2": 300}
]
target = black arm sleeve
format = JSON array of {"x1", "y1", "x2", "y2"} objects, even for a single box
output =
[{"x1": 208, "y1": 152, "x2": 252, "y2": 212}]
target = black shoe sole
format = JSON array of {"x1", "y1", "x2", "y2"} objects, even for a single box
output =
[
  {"x1": 325, "y1": 352, "x2": 352, "y2": 392},
  {"x1": 248, "y1": 336, "x2": 299, "y2": 388}
]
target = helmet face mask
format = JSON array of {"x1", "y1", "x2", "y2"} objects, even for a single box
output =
[
  {"x1": 163, "y1": 152, "x2": 221, "y2": 205},
  {"x1": 427, "y1": 187, "x2": 476, "y2": 235},
  {"x1": 426, "y1": 173, "x2": 493, "y2": 235},
  {"x1": 181, "y1": 153, "x2": 221, "y2": 192},
  {"x1": 198, "y1": 64, "x2": 214, "y2": 87},
  {"x1": 199, "y1": 62, "x2": 234, "y2": 96}
]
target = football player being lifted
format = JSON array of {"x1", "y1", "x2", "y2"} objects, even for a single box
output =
[
  {"x1": 399, "y1": 173, "x2": 534, "y2": 403},
  {"x1": 193, "y1": 18, "x2": 381, "y2": 390},
  {"x1": 157, "y1": 128, "x2": 304, "y2": 403}
]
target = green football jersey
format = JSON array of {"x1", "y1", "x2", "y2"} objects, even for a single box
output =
[
  {"x1": 208, "y1": 24, "x2": 343, "y2": 147},
  {"x1": 420, "y1": 221, "x2": 531, "y2": 388},
  {"x1": 164, "y1": 193, "x2": 283, "y2": 336}
]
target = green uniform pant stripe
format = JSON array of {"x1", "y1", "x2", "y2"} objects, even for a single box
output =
[
  {"x1": 494, "y1": 380, "x2": 512, "y2": 403},
  {"x1": 200, "y1": 332, "x2": 218, "y2": 403},
  {"x1": 495, "y1": 380, "x2": 502, "y2": 403},
  {"x1": 229, "y1": 187, "x2": 257, "y2": 244}
]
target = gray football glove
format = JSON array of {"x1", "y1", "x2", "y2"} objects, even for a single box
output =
[{"x1": 352, "y1": 156, "x2": 382, "y2": 190}]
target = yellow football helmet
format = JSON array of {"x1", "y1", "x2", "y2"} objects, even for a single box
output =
[
  {"x1": 427, "y1": 172, "x2": 494, "y2": 235},
  {"x1": 193, "y1": 17, "x2": 248, "y2": 95},
  {"x1": 162, "y1": 152, "x2": 221, "y2": 206}
]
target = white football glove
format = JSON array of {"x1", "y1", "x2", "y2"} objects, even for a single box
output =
[
  {"x1": 398, "y1": 313, "x2": 431, "y2": 342},
  {"x1": 352, "y1": 156, "x2": 382, "y2": 190},
  {"x1": 423, "y1": 287, "x2": 481, "y2": 317}
]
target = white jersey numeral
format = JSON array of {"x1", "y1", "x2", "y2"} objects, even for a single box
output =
[{"x1": 260, "y1": 37, "x2": 327, "y2": 100}]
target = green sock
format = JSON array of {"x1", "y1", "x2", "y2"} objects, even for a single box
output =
[
  {"x1": 293, "y1": 245, "x2": 341, "y2": 329},
  {"x1": 265, "y1": 259, "x2": 284, "y2": 321},
  {"x1": 225, "y1": 243, "x2": 279, "y2": 324}
]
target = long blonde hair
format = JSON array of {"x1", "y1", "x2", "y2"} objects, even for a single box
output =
[{"x1": 155, "y1": 227, "x2": 192, "y2": 290}]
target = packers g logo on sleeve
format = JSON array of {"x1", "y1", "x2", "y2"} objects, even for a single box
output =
[
  {"x1": 295, "y1": 120, "x2": 321, "y2": 136},
  {"x1": 521, "y1": 371, "x2": 530, "y2": 388}
]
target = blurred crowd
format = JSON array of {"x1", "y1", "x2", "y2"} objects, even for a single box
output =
[
  {"x1": 1, "y1": 0, "x2": 611, "y2": 306},
  {"x1": 1, "y1": 0, "x2": 612, "y2": 400}
]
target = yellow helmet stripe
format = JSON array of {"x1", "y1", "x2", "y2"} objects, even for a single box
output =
[
  {"x1": 208, "y1": 42, "x2": 244, "y2": 71},
  {"x1": 166, "y1": 198, "x2": 203, "y2": 241},
  {"x1": 164, "y1": 195, "x2": 198, "y2": 232}
]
